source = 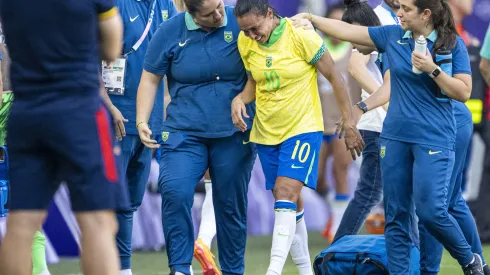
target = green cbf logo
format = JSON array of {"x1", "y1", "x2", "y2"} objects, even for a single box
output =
[
  {"x1": 224, "y1": 31, "x2": 233, "y2": 43},
  {"x1": 380, "y1": 146, "x2": 386, "y2": 158},
  {"x1": 161, "y1": 132, "x2": 169, "y2": 142},
  {"x1": 162, "y1": 10, "x2": 169, "y2": 21},
  {"x1": 266, "y1": 56, "x2": 272, "y2": 68}
]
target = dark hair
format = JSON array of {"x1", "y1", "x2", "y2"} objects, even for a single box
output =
[
  {"x1": 325, "y1": 2, "x2": 346, "y2": 19},
  {"x1": 342, "y1": 0, "x2": 381, "y2": 27},
  {"x1": 234, "y1": 0, "x2": 279, "y2": 18},
  {"x1": 183, "y1": 0, "x2": 205, "y2": 15},
  {"x1": 414, "y1": 0, "x2": 457, "y2": 51}
]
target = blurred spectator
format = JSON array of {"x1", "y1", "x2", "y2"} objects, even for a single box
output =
[
  {"x1": 464, "y1": 0, "x2": 490, "y2": 42},
  {"x1": 480, "y1": 27, "x2": 490, "y2": 88},
  {"x1": 474, "y1": 24, "x2": 490, "y2": 243},
  {"x1": 299, "y1": 0, "x2": 327, "y2": 16},
  {"x1": 449, "y1": 0, "x2": 479, "y2": 46}
]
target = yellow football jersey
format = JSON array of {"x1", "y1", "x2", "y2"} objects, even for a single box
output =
[{"x1": 238, "y1": 18, "x2": 325, "y2": 145}]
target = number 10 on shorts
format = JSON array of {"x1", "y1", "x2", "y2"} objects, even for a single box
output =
[{"x1": 291, "y1": 140, "x2": 310, "y2": 163}]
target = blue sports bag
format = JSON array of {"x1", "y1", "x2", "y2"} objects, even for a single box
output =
[{"x1": 313, "y1": 235, "x2": 420, "y2": 275}]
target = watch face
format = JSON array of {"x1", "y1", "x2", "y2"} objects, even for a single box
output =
[
  {"x1": 357, "y1": 102, "x2": 368, "y2": 113},
  {"x1": 433, "y1": 68, "x2": 441, "y2": 76}
]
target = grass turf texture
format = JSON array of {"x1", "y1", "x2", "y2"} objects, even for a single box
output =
[{"x1": 48, "y1": 232, "x2": 490, "y2": 275}]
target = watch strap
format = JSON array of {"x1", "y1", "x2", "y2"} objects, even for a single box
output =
[
  {"x1": 357, "y1": 101, "x2": 368, "y2": 114},
  {"x1": 430, "y1": 66, "x2": 442, "y2": 79}
]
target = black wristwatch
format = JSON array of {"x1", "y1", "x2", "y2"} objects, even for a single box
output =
[
  {"x1": 430, "y1": 66, "x2": 442, "y2": 79},
  {"x1": 356, "y1": 101, "x2": 368, "y2": 114}
]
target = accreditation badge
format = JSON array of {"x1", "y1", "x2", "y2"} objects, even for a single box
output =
[{"x1": 102, "y1": 57, "x2": 127, "y2": 96}]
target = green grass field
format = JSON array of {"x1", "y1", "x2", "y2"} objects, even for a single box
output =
[{"x1": 48, "y1": 232, "x2": 490, "y2": 275}]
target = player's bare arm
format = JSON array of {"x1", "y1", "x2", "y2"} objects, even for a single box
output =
[
  {"x1": 315, "y1": 49, "x2": 365, "y2": 159},
  {"x1": 348, "y1": 52, "x2": 380, "y2": 95},
  {"x1": 291, "y1": 13, "x2": 375, "y2": 48},
  {"x1": 232, "y1": 75, "x2": 256, "y2": 132},
  {"x1": 98, "y1": 8, "x2": 123, "y2": 62},
  {"x1": 362, "y1": 70, "x2": 391, "y2": 112},
  {"x1": 336, "y1": 70, "x2": 392, "y2": 137}
]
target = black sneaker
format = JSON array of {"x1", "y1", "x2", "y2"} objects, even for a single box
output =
[
  {"x1": 483, "y1": 264, "x2": 490, "y2": 275},
  {"x1": 463, "y1": 254, "x2": 484, "y2": 275}
]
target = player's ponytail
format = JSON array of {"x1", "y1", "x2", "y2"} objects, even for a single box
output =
[
  {"x1": 342, "y1": 0, "x2": 381, "y2": 27},
  {"x1": 414, "y1": 0, "x2": 457, "y2": 51},
  {"x1": 235, "y1": 0, "x2": 279, "y2": 19}
]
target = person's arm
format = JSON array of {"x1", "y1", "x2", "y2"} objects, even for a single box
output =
[
  {"x1": 232, "y1": 33, "x2": 256, "y2": 132},
  {"x1": 316, "y1": 53, "x2": 352, "y2": 125},
  {"x1": 136, "y1": 70, "x2": 163, "y2": 148},
  {"x1": 136, "y1": 23, "x2": 170, "y2": 148},
  {"x1": 480, "y1": 25, "x2": 490, "y2": 87},
  {"x1": 291, "y1": 25, "x2": 364, "y2": 158},
  {"x1": 363, "y1": 70, "x2": 391, "y2": 111},
  {"x1": 315, "y1": 50, "x2": 364, "y2": 159},
  {"x1": 136, "y1": 70, "x2": 162, "y2": 125},
  {"x1": 231, "y1": 75, "x2": 256, "y2": 132},
  {"x1": 292, "y1": 13, "x2": 375, "y2": 48},
  {"x1": 99, "y1": 75, "x2": 128, "y2": 140},
  {"x1": 481, "y1": 58, "x2": 490, "y2": 87},
  {"x1": 236, "y1": 76, "x2": 256, "y2": 104},
  {"x1": 339, "y1": 70, "x2": 391, "y2": 134},
  {"x1": 432, "y1": 73, "x2": 471, "y2": 102},
  {"x1": 348, "y1": 52, "x2": 380, "y2": 95},
  {"x1": 412, "y1": 42, "x2": 472, "y2": 102},
  {"x1": 163, "y1": 77, "x2": 171, "y2": 119},
  {"x1": 100, "y1": 76, "x2": 113, "y2": 107},
  {"x1": 98, "y1": 8, "x2": 123, "y2": 62}
]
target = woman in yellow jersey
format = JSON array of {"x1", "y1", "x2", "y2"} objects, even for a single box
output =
[{"x1": 231, "y1": 1, "x2": 364, "y2": 274}]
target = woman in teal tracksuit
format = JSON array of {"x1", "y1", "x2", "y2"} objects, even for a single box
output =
[{"x1": 135, "y1": 1, "x2": 256, "y2": 275}]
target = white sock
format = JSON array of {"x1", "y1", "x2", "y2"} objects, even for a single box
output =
[
  {"x1": 267, "y1": 200, "x2": 297, "y2": 275},
  {"x1": 290, "y1": 210, "x2": 313, "y2": 275},
  {"x1": 35, "y1": 271, "x2": 51, "y2": 275},
  {"x1": 331, "y1": 197, "x2": 349, "y2": 235},
  {"x1": 197, "y1": 180, "x2": 216, "y2": 248},
  {"x1": 120, "y1": 269, "x2": 132, "y2": 275}
]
